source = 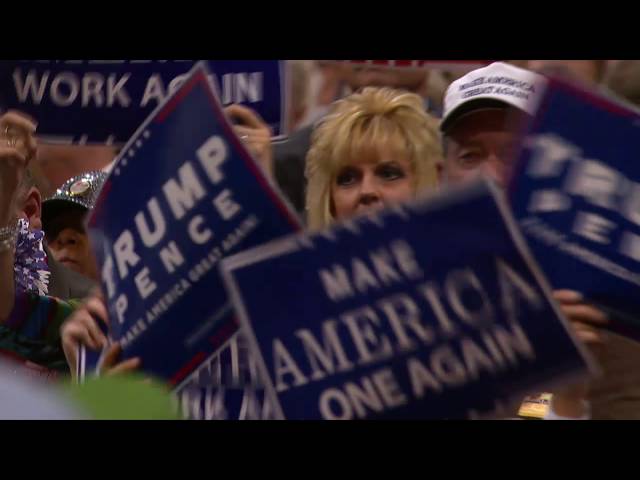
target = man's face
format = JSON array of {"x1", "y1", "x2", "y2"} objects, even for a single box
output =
[
  {"x1": 45, "y1": 206, "x2": 98, "y2": 281},
  {"x1": 442, "y1": 109, "x2": 526, "y2": 188}
]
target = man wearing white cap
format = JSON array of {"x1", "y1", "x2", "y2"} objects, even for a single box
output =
[
  {"x1": 440, "y1": 61, "x2": 640, "y2": 420},
  {"x1": 439, "y1": 61, "x2": 545, "y2": 188}
]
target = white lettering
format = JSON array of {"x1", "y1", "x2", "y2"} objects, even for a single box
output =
[
  {"x1": 188, "y1": 215, "x2": 213, "y2": 245},
  {"x1": 420, "y1": 282, "x2": 458, "y2": 336},
  {"x1": 460, "y1": 337, "x2": 497, "y2": 380},
  {"x1": 377, "y1": 293, "x2": 434, "y2": 351},
  {"x1": 162, "y1": 162, "x2": 206, "y2": 220},
  {"x1": 565, "y1": 159, "x2": 620, "y2": 210},
  {"x1": 213, "y1": 189, "x2": 241, "y2": 220},
  {"x1": 344, "y1": 377, "x2": 384, "y2": 418},
  {"x1": 390, "y1": 240, "x2": 424, "y2": 279},
  {"x1": 573, "y1": 211, "x2": 616, "y2": 244},
  {"x1": 352, "y1": 258, "x2": 380, "y2": 293},
  {"x1": 527, "y1": 189, "x2": 572, "y2": 213},
  {"x1": 141, "y1": 74, "x2": 166, "y2": 107},
  {"x1": 620, "y1": 231, "x2": 640, "y2": 262},
  {"x1": 319, "y1": 388, "x2": 352, "y2": 420},
  {"x1": 445, "y1": 269, "x2": 494, "y2": 327},
  {"x1": 81, "y1": 73, "x2": 105, "y2": 107},
  {"x1": 197, "y1": 136, "x2": 227, "y2": 184},
  {"x1": 13, "y1": 69, "x2": 49, "y2": 104},
  {"x1": 101, "y1": 254, "x2": 116, "y2": 299},
  {"x1": 50, "y1": 73, "x2": 79, "y2": 107},
  {"x1": 372, "y1": 368, "x2": 407, "y2": 409},
  {"x1": 525, "y1": 133, "x2": 580, "y2": 177},
  {"x1": 494, "y1": 322, "x2": 536, "y2": 366},
  {"x1": 623, "y1": 183, "x2": 640, "y2": 225},
  {"x1": 159, "y1": 241, "x2": 185, "y2": 274},
  {"x1": 341, "y1": 306, "x2": 393, "y2": 365},
  {"x1": 134, "y1": 267, "x2": 157, "y2": 299},
  {"x1": 319, "y1": 266, "x2": 354, "y2": 301},
  {"x1": 106, "y1": 74, "x2": 131, "y2": 107},
  {"x1": 273, "y1": 339, "x2": 308, "y2": 393},
  {"x1": 168, "y1": 74, "x2": 187, "y2": 96},
  {"x1": 134, "y1": 197, "x2": 166, "y2": 248},
  {"x1": 369, "y1": 249, "x2": 402, "y2": 285},
  {"x1": 295, "y1": 321, "x2": 353, "y2": 381},
  {"x1": 407, "y1": 356, "x2": 443, "y2": 398},
  {"x1": 430, "y1": 346, "x2": 468, "y2": 387},
  {"x1": 113, "y1": 230, "x2": 140, "y2": 279},
  {"x1": 496, "y1": 258, "x2": 543, "y2": 323},
  {"x1": 235, "y1": 72, "x2": 263, "y2": 103},
  {"x1": 115, "y1": 294, "x2": 128, "y2": 325}
]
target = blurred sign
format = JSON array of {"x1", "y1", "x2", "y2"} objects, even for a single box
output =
[
  {"x1": 87, "y1": 62, "x2": 300, "y2": 385},
  {"x1": 0, "y1": 60, "x2": 289, "y2": 144},
  {"x1": 222, "y1": 180, "x2": 595, "y2": 420},
  {"x1": 509, "y1": 77, "x2": 640, "y2": 340},
  {"x1": 174, "y1": 385, "x2": 275, "y2": 420}
]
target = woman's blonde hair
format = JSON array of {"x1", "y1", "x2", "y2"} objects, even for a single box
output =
[{"x1": 305, "y1": 86, "x2": 442, "y2": 230}]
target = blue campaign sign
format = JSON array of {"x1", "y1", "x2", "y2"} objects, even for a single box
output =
[
  {"x1": 174, "y1": 385, "x2": 274, "y2": 420},
  {"x1": 173, "y1": 331, "x2": 261, "y2": 392},
  {"x1": 76, "y1": 315, "x2": 110, "y2": 383},
  {"x1": 221, "y1": 180, "x2": 596, "y2": 420},
  {"x1": 0, "y1": 60, "x2": 289, "y2": 144},
  {"x1": 77, "y1": 345, "x2": 105, "y2": 382},
  {"x1": 509, "y1": 78, "x2": 640, "y2": 339},
  {"x1": 87, "y1": 62, "x2": 301, "y2": 387}
]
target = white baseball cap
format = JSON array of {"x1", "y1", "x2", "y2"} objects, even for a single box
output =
[{"x1": 440, "y1": 62, "x2": 547, "y2": 133}]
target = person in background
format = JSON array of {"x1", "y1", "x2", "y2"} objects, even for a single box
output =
[
  {"x1": 287, "y1": 60, "x2": 313, "y2": 133},
  {"x1": 21, "y1": 160, "x2": 90, "y2": 283},
  {"x1": 0, "y1": 111, "x2": 84, "y2": 376},
  {"x1": 42, "y1": 171, "x2": 107, "y2": 282},
  {"x1": 11, "y1": 139, "x2": 96, "y2": 301},
  {"x1": 606, "y1": 60, "x2": 640, "y2": 107},
  {"x1": 526, "y1": 60, "x2": 608, "y2": 87},
  {"x1": 305, "y1": 86, "x2": 441, "y2": 229},
  {"x1": 40, "y1": 170, "x2": 136, "y2": 378},
  {"x1": 339, "y1": 63, "x2": 431, "y2": 102},
  {"x1": 297, "y1": 61, "x2": 342, "y2": 130},
  {"x1": 274, "y1": 62, "x2": 435, "y2": 219},
  {"x1": 439, "y1": 61, "x2": 631, "y2": 420},
  {"x1": 225, "y1": 104, "x2": 275, "y2": 180},
  {"x1": 0, "y1": 111, "x2": 135, "y2": 380}
]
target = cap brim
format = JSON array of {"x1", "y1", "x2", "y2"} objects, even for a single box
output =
[
  {"x1": 41, "y1": 199, "x2": 88, "y2": 235},
  {"x1": 440, "y1": 98, "x2": 516, "y2": 134}
]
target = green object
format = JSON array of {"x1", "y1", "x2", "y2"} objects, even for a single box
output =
[{"x1": 65, "y1": 375, "x2": 181, "y2": 420}]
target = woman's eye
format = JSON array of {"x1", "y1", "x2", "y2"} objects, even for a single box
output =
[
  {"x1": 377, "y1": 165, "x2": 405, "y2": 181},
  {"x1": 335, "y1": 169, "x2": 359, "y2": 186}
]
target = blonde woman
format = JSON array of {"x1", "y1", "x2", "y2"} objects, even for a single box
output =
[{"x1": 305, "y1": 87, "x2": 442, "y2": 230}]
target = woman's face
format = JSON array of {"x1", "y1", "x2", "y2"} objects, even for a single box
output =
[
  {"x1": 331, "y1": 149, "x2": 416, "y2": 222},
  {"x1": 45, "y1": 208, "x2": 99, "y2": 281}
]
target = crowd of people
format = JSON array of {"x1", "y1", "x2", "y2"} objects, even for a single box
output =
[{"x1": 0, "y1": 59, "x2": 639, "y2": 419}]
